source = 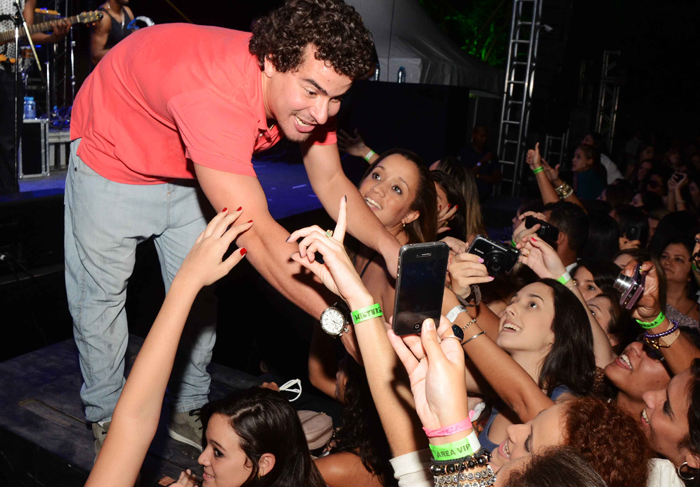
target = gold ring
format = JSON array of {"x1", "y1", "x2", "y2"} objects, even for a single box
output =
[
  {"x1": 325, "y1": 229, "x2": 334, "y2": 238},
  {"x1": 522, "y1": 249, "x2": 529, "y2": 257},
  {"x1": 418, "y1": 355, "x2": 426, "y2": 361},
  {"x1": 441, "y1": 335, "x2": 461, "y2": 342}
]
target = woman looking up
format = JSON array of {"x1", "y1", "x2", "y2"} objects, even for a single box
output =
[
  {"x1": 659, "y1": 238, "x2": 700, "y2": 325},
  {"x1": 572, "y1": 145, "x2": 606, "y2": 200}
]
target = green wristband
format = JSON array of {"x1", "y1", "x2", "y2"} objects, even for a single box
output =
[
  {"x1": 511, "y1": 238, "x2": 517, "y2": 249},
  {"x1": 637, "y1": 311, "x2": 666, "y2": 330},
  {"x1": 693, "y1": 262, "x2": 699, "y2": 272},
  {"x1": 532, "y1": 166, "x2": 544, "y2": 175},
  {"x1": 352, "y1": 304, "x2": 383, "y2": 325},
  {"x1": 557, "y1": 272, "x2": 572, "y2": 285},
  {"x1": 429, "y1": 435, "x2": 476, "y2": 460}
]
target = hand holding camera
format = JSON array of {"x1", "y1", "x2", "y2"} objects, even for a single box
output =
[
  {"x1": 516, "y1": 235, "x2": 566, "y2": 280},
  {"x1": 616, "y1": 260, "x2": 661, "y2": 322},
  {"x1": 448, "y1": 252, "x2": 493, "y2": 298}
]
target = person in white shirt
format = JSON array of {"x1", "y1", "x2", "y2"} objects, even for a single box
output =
[{"x1": 582, "y1": 132, "x2": 624, "y2": 184}]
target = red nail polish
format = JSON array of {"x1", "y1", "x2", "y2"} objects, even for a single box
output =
[
  {"x1": 531, "y1": 237, "x2": 537, "y2": 242},
  {"x1": 248, "y1": 220, "x2": 253, "y2": 223},
  {"x1": 222, "y1": 207, "x2": 228, "y2": 212},
  {"x1": 237, "y1": 206, "x2": 242, "y2": 211},
  {"x1": 240, "y1": 248, "x2": 247, "y2": 256},
  {"x1": 454, "y1": 205, "x2": 459, "y2": 210}
]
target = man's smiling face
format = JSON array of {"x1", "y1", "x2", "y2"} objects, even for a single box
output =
[{"x1": 262, "y1": 44, "x2": 352, "y2": 143}]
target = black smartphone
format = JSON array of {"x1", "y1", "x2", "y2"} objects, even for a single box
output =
[
  {"x1": 524, "y1": 216, "x2": 560, "y2": 247},
  {"x1": 392, "y1": 242, "x2": 449, "y2": 336},
  {"x1": 467, "y1": 235, "x2": 520, "y2": 276}
]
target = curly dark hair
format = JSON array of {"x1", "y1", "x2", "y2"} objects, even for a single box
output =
[
  {"x1": 249, "y1": 0, "x2": 375, "y2": 80},
  {"x1": 564, "y1": 396, "x2": 652, "y2": 487}
]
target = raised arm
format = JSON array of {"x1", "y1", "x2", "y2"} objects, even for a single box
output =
[
  {"x1": 301, "y1": 141, "x2": 401, "y2": 276},
  {"x1": 194, "y1": 163, "x2": 332, "y2": 319},
  {"x1": 526, "y1": 143, "x2": 585, "y2": 211},
  {"x1": 291, "y1": 198, "x2": 426, "y2": 456},
  {"x1": 87, "y1": 210, "x2": 250, "y2": 487},
  {"x1": 626, "y1": 260, "x2": 700, "y2": 375}
]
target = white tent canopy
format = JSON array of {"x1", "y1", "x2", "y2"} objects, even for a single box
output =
[{"x1": 347, "y1": 0, "x2": 503, "y2": 95}]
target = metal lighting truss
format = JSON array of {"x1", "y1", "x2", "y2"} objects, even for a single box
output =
[
  {"x1": 496, "y1": 0, "x2": 543, "y2": 196},
  {"x1": 46, "y1": 0, "x2": 75, "y2": 112},
  {"x1": 594, "y1": 50, "x2": 621, "y2": 154},
  {"x1": 544, "y1": 129, "x2": 569, "y2": 168}
]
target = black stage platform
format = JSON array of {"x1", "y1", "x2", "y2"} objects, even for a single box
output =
[{"x1": 0, "y1": 334, "x2": 340, "y2": 487}]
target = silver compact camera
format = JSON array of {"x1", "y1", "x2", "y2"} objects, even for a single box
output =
[{"x1": 613, "y1": 263, "x2": 646, "y2": 310}]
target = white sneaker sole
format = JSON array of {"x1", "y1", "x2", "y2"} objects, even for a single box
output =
[{"x1": 167, "y1": 426, "x2": 203, "y2": 452}]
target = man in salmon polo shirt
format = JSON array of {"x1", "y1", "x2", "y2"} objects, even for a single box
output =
[{"x1": 66, "y1": 0, "x2": 401, "y2": 455}]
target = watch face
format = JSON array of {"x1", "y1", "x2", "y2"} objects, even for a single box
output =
[{"x1": 321, "y1": 308, "x2": 346, "y2": 336}]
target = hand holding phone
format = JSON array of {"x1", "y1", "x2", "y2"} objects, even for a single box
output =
[
  {"x1": 525, "y1": 215, "x2": 560, "y2": 247},
  {"x1": 392, "y1": 242, "x2": 450, "y2": 336}
]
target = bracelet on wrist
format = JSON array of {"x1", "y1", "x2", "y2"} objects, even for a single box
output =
[
  {"x1": 636, "y1": 311, "x2": 666, "y2": 330},
  {"x1": 363, "y1": 149, "x2": 376, "y2": 162},
  {"x1": 351, "y1": 304, "x2": 383, "y2": 324},
  {"x1": 429, "y1": 432, "x2": 481, "y2": 460},
  {"x1": 532, "y1": 166, "x2": 544, "y2": 175},
  {"x1": 645, "y1": 320, "x2": 679, "y2": 339},
  {"x1": 430, "y1": 449, "x2": 494, "y2": 485},
  {"x1": 424, "y1": 417, "x2": 473, "y2": 438},
  {"x1": 556, "y1": 271, "x2": 572, "y2": 285}
]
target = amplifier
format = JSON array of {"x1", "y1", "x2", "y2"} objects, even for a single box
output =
[{"x1": 19, "y1": 119, "x2": 49, "y2": 178}]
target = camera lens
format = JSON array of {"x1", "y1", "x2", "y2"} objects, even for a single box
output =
[{"x1": 613, "y1": 273, "x2": 634, "y2": 293}]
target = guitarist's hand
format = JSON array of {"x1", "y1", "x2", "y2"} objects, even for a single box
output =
[{"x1": 49, "y1": 19, "x2": 71, "y2": 43}]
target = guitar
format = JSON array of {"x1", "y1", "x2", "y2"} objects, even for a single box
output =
[{"x1": 0, "y1": 10, "x2": 103, "y2": 45}]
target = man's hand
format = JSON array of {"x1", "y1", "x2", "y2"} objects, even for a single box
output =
[{"x1": 49, "y1": 19, "x2": 71, "y2": 43}]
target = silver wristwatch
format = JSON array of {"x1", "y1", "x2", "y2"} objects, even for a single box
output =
[{"x1": 320, "y1": 303, "x2": 351, "y2": 337}]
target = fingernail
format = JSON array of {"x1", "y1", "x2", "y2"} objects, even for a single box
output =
[
  {"x1": 489, "y1": 276, "x2": 495, "y2": 281},
  {"x1": 222, "y1": 207, "x2": 228, "y2": 212},
  {"x1": 248, "y1": 220, "x2": 253, "y2": 223},
  {"x1": 240, "y1": 248, "x2": 247, "y2": 256},
  {"x1": 438, "y1": 206, "x2": 442, "y2": 211},
  {"x1": 479, "y1": 258, "x2": 484, "y2": 263},
  {"x1": 425, "y1": 319, "x2": 435, "y2": 330},
  {"x1": 344, "y1": 194, "x2": 347, "y2": 202},
  {"x1": 237, "y1": 206, "x2": 242, "y2": 211},
  {"x1": 531, "y1": 237, "x2": 537, "y2": 242},
  {"x1": 286, "y1": 235, "x2": 290, "y2": 242},
  {"x1": 454, "y1": 205, "x2": 459, "y2": 210}
]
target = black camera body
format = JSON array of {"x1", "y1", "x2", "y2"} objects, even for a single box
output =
[
  {"x1": 524, "y1": 216, "x2": 560, "y2": 247},
  {"x1": 467, "y1": 235, "x2": 520, "y2": 276}
]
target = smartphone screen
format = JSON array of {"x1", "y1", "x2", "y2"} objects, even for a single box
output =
[{"x1": 392, "y1": 242, "x2": 449, "y2": 336}]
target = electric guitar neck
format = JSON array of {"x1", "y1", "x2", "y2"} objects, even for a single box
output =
[{"x1": 0, "y1": 10, "x2": 103, "y2": 45}]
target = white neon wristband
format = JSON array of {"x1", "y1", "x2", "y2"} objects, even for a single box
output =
[
  {"x1": 557, "y1": 272, "x2": 572, "y2": 285},
  {"x1": 364, "y1": 149, "x2": 376, "y2": 162},
  {"x1": 446, "y1": 305, "x2": 467, "y2": 323}
]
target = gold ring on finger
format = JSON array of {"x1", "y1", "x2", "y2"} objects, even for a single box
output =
[{"x1": 325, "y1": 229, "x2": 334, "y2": 238}]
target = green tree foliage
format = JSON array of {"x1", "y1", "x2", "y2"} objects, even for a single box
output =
[{"x1": 418, "y1": 0, "x2": 511, "y2": 67}]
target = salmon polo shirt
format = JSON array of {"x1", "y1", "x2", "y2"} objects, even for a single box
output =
[{"x1": 70, "y1": 23, "x2": 336, "y2": 184}]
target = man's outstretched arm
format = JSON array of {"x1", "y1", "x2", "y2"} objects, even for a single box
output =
[
  {"x1": 194, "y1": 163, "x2": 332, "y2": 318},
  {"x1": 301, "y1": 141, "x2": 401, "y2": 276}
]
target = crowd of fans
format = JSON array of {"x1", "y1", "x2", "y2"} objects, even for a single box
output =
[{"x1": 84, "y1": 122, "x2": 700, "y2": 487}]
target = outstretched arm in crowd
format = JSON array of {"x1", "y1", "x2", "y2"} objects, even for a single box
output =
[
  {"x1": 526, "y1": 143, "x2": 585, "y2": 211},
  {"x1": 515, "y1": 234, "x2": 617, "y2": 368},
  {"x1": 624, "y1": 260, "x2": 700, "y2": 375},
  {"x1": 301, "y1": 141, "x2": 401, "y2": 275},
  {"x1": 292, "y1": 198, "x2": 426, "y2": 456},
  {"x1": 87, "y1": 210, "x2": 250, "y2": 487}
]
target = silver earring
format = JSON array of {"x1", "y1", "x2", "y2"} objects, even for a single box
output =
[{"x1": 677, "y1": 462, "x2": 697, "y2": 481}]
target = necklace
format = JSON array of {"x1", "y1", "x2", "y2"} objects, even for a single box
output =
[{"x1": 105, "y1": 3, "x2": 125, "y2": 29}]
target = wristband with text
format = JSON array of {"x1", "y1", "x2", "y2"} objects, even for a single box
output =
[
  {"x1": 423, "y1": 417, "x2": 473, "y2": 438},
  {"x1": 364, "y1": 149, "x2": 376, "y2": 162},
  {"x1": 429, "y1": 432, "x2": 481, "y2": 460},
  {"x1": 532, "y1": 166, "x2": 544, "y2": 175},
  {"x1": 351, "y1": 304, "x2": 383, "y2": 324},
  {"x1": 556, "y1": 271, "x2": 572, "y2": 285},
  {"x1": 637, "y1": 311, "x2": 666, "y2": 330}
]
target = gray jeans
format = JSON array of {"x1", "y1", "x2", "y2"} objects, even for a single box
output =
[{"x1": 65, "y1": 139, "x2": 217, "y2": 423}]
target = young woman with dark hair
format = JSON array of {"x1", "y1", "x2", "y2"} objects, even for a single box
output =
[
  {"x1": 200, "y1": 387, "x2": 326, "y2": 487},
  {"x1": 659, "y1": 238, "x2": 700, "y2": 325},
  {"x1": 430, "y1": 157, "x2": 486, "y2": 242},
  {"x1": 587, "y1": 287, "x2": 636, "y2": 354},
  {"x1": 85, "y1": 209, "x2": 325, "y2": 487},
  {"x1": 572, "y1": 259, "x2": 623, "y2": 301},
  {"x1": 501, "y1": 447, "x2": 607, "y2": 487},
  {"x1": 431, "y1": 169, "x2": 467, "y2": 241}
]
